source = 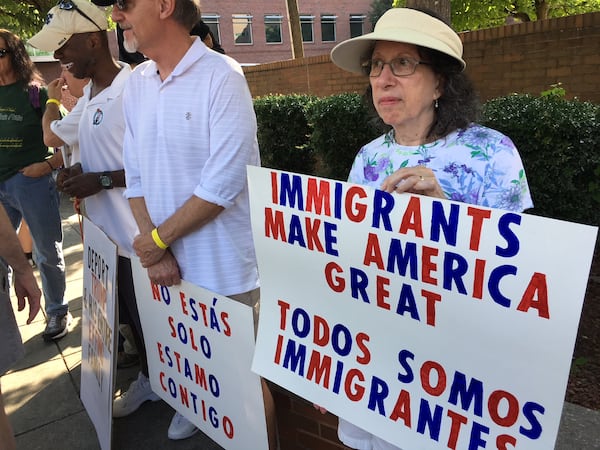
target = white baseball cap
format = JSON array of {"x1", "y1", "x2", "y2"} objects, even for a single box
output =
[{"x1": 29, "y1": 0, "x2": 108, "y2": 52}]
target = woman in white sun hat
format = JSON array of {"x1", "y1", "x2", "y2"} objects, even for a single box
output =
[
  {"x1": 323, "y1": 7, "x2": 534, "y2": 450},
  {"x1": 332, "y1": 7, "x2": 533, "y2": 212}
]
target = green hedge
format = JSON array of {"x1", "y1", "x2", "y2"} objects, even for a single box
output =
[
  {"x1": 481, "y1": 94, "x2": 600, "y2": 226},
  {"x1": 306, "y1": 93, "x2": 382, "y2": 180},
  {"x1": 254, "y1": 92, "x2": 600, "y2": 226},
  {"x1": 253, "y1": 94, "x2": 316, "y2": 175}
]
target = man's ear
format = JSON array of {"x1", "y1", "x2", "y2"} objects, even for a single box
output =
[
  {"x1": 86, "y1": 31, "x2": 102, "y2": 49},
  {"x1": 158, "y1": 0, "x2": 175, "y2": 18}
]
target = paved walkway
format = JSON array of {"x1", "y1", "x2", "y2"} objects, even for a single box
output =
[{"x1": 3, "y1": 196, "x2": 600, "y2": 449}]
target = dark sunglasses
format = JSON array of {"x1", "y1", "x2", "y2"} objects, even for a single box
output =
[
  {"x1": 0, "y1": 49, "x2": 9, "y2": 58},
  {"x1": 57, "y1": 0, "x2": 103, "y2": 31},
  {"x1": 114, "y1": 0, "x2": 127, "y2": 11}
]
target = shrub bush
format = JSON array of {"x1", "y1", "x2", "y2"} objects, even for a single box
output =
[
  {"x1": 306, "y1": 93, "x2": 382, "y2": 180},
  {"x1": 254, "y1": 94, "x2": 316, "y2": 175},
  {"x1": 481, "y1": 94, "x2": 600, "y2": 226}
]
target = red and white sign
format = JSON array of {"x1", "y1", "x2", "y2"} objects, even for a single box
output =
[{"x1": 249, "y1": 167, "x2": 597, "y2": 450}]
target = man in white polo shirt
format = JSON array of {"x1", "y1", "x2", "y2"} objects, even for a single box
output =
[
  {"x1": 30, "y1": 0, "x2": 159, "y2": 416},
  {"x1": 109, "y1": 0, "x2": 276, "y2": 445}
]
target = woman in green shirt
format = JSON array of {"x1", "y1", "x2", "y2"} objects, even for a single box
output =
[{"x1": 0, "y1": 29, "x2": 69, "y2": 341}]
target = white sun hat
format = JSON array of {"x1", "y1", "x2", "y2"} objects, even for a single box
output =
[{"x1": 331, "y1": 8, "x2": 466, "y2": 74}]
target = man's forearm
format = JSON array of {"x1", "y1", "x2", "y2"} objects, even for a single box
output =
[
  {"x1": 0, "y1": 207, "x2": 33, "y2": 275},
  {"x1": 155, "y1": 196, "x2": 223, "y2": 247},
  {"x1": 42, "y1": 103, "x2": 66, "y2": 148},
  {"x1": 129, "y1": 197, "x2": 157, "y2": 234}
]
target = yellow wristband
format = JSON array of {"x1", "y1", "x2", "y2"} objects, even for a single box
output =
[
  {"x1": 46, "y1": 98, "x2": 61, "y2": 106},
  {"x1": 151, "y1": 228, "x2": 168, "y2": 250}
]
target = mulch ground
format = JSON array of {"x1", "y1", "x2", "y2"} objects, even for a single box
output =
[{"x1": 565, "y1": 249, "x2": 600, "y2": 410}]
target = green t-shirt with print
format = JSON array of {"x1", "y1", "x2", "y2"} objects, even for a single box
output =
[{"x1": 0, "y1": 82, "x2": 51, "y2": 181}]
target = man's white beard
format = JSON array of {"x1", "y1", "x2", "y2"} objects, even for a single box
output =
[{"x1": 123, "y1": 37, "x2": 139, "y2": 54}]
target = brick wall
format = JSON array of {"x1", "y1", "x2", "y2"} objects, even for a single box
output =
[
  {"x1": 200, "y1": 0, "x2": 373, "y2": 64},
  {"x1": 244, "y1": 11, "x2": 600, "y2": 103},
  {"x1": 243, "y1": 54, "x2": 368, "y2": 99},
  {"x1": 272, "y1": 385, "x2": 346, "y2": 450}
]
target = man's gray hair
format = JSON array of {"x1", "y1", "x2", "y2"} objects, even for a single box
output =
[{"x1": 173, "y1": 0, "x2": 201, "y2": 31}]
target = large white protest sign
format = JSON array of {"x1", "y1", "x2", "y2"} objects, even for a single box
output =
[
  {"x1": 249, "y1": 167, "x2": 598, "y2": 450},
  {"x1": 130, "y1": 258, "x2": 269, "y2": 450},
  {"x1": 81, "y1": 217, "x2": 117, "y2": 450}
]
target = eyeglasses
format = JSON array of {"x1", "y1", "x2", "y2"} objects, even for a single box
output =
[
  {"x1": 0, "y1": 49, "x2": 9, "y2": 58},
  {"x1": 57, "y1": 0, "x2": 103, "y2": 31},
  {"x1": 114, "y1": 0, "x2": 128, "y2": 11},
  {"x1": 362, "y1": 57, "x2": 431, "y2": 78}
]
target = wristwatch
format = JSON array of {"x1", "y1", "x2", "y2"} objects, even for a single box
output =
[{"x1": 99, "y1": 171, "x2": 113, "y2": 189}]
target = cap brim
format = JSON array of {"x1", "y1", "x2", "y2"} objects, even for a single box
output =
[
  {"x1": 331, "y1": 28, "x2": 466, "y2": 75},
  {"x1": 28, "y1": 29, "x2": 71, "y2": 53},
  {"x1": 91, "y1": 0, "x2": 115, "y2": 5}
]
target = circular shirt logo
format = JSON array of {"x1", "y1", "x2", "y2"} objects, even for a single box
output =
[{"x1": 92, "y1": 108, "x2": 104, "y2": 126}]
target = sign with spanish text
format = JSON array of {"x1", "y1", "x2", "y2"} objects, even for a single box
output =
[
  {"x1": 130, "y1": 258, "x2": 269, "y2": 450},
  {"x1": 81, "y1": 217, "x2": 117, "y2": 450},
  {"x1": 248, "y1": 167, "x2": 598, "y2": 450}
]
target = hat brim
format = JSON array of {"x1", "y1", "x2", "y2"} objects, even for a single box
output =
[
  {"x1": 91, "y1": 0, "x2": 115, "y2": 5},
  {"x1": 28, "y1": 29, "x2": 71, "y2": 53},
  {"x1": 331, "y1": 16, "x2": 466, "y2": 74}
]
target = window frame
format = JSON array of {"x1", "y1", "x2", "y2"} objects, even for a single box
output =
[
  {"x1": 300, "y1": 15, "x2": 315, "y2": 43},
  {"x1": 349, "y1": 14, "x2": 366, "y2": 38},
  {"x1": 320, "y1": 14, "x2": 337, "y2": 43},
  {"x1": 201, "y1": 14, "x2": 221, "y2": 46},
  {"x1": 264, "y1": 14, "x2": 284, "y2": 44},
  {"x1": 232, "y1": 14, "x2": 254, "y2": 45}
]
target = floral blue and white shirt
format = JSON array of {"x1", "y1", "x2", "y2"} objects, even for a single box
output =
[{"x1": 348, "y1": 124, "x2": 533, "y2": 212}]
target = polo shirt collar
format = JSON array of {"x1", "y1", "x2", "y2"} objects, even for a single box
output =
[
  {"x1": 83, "y1": 61, "x2": 132, "y2": 102},
  {"x1": 140, "y1": 36, "x2": 206, "y2": 82}
]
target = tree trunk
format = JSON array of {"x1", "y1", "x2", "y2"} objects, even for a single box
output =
[
  {"x1": 404, "y1": 0, "x2": 451, "y2": 24},
  {"x1": 285, "y1": 0, "x2": 304, "y2": 59},
  {"x1": 535, "y1": 0, "x2": 550, "y2": 20}
]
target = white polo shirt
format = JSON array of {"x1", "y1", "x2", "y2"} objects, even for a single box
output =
[
  {"x1": 52, "y1": 63, "x2": 138, "y2": 256},
  {"x1": 50, "y1": 103, "x2": 82, "y2": 166},
  {"x1": 122, "y1": 38, "x2": 260, "y2": 296}
]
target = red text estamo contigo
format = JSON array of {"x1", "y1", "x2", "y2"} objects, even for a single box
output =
[{"x1": 150, "y1": 283, "x2": 237, "y2": 441}]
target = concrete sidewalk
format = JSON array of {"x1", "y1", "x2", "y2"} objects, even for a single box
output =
[
  {"x1": 4, "y1": 196, "x2": 222, "y2": 450},
  {"x1": 3, "y1": 195, "x2": 600, "y2": 450}
]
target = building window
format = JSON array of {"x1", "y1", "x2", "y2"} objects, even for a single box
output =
[
  {"x1": 202, "y1": 14, "x2": 221, "y2": 45},
  {"x1": 265, "y1": 14, "x2": 283, "y2": 44},
  {"x1": 233, "y1": 14, "x2": 253, "y2": 45},
  {"x1": 321, "y1": 15, "x2": 337, "y2": 42},
  {"x1": 300, "y1": 15, "x2": 314, "y2": 43},
  {"x1": 350, "y1": 14, "x2": 366, "y2": 38}
]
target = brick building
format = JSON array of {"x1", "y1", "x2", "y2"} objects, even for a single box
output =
[{"x1": 199, "y1": 0, "x2": 373, "y2": 64}]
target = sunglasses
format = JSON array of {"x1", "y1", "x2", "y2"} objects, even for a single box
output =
[
  {"x1": 0, "y1": 49, "x2": 9, "y2": 58},
  {"x1": 114, "y1": 0, "x2": 127, "y2": 11},
  {"x1": 57, "y1": 0, "x2": 103, "y2": 31}
]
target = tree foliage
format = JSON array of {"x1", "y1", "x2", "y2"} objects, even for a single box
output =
[
  {"x1": 0, "y1": 0, "x2": 54, "y2": 38},
  {"x1": 5, "y1": 0, "x2": 600, "y2": 39},
  {"x1": 391, "y1": 0, "x2": 600, "y2": 31},
  {"x1": 368, "y1": 0, "x2": 394, "y2": 30}
]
